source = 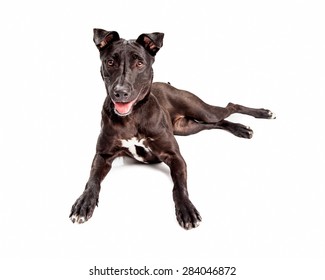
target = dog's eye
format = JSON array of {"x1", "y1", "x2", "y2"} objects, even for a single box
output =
[
  {"x1": 136, "y1": 60, "x2": 144, "y2": 67},
  {"x1": 107, "y1": 59, "x2": 114, "y2": 67}
]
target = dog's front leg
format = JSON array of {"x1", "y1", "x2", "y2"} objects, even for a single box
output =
[
  {"x1": 155, "y1": 135, "x2": 202, "y2": 230},
  {"x1": 70, "y1": 153, "x2": 112, "y2": 224},
  {"x1": 168, "y1": 155, "x2": 202, "y2": 230}
]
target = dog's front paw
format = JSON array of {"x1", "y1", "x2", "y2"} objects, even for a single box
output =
[
  {"x1": 175, "y1": 200, "x2": 202, "y2": 230},
  {"x1": 69, "y1": 190, "x2": 99, "y2": 224}
]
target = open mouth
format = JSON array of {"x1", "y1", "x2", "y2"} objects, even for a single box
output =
[{"x1": 113, "y1": 98, "x2": 138, "y2": 116}]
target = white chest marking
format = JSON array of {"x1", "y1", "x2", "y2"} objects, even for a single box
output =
[{"x1": 120, "y1": 137, "x2": 151, "y2": 162}]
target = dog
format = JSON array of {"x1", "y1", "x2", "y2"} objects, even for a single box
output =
[{"x1": 69, "y1": 29, "x2": 275, "y2": 230}]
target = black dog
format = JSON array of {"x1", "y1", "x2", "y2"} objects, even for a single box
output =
[{"x1": 70, "y1": 29, "x2": 275, "y2": 230}]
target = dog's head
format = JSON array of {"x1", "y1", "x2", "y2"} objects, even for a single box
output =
[{"x1": 93, "y1": 29, "x2": 164, "y2": 117}]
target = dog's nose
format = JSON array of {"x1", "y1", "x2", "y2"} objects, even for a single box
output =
[
  {"x1": 114, "y1": 90, "x2": 129, "y2": 99},
  {"x1": 113, "y1": 85, "x2": 131, "y2": 101}
]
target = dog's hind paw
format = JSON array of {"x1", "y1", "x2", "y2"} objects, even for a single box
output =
[
  {"x1": 231, "y1": 124, "x2": 254, "y2": 139},
  {"x1": 175, "y1": 200, "x2": 202, "y2": 230},
  {"x1": 268, "y1": 110, "x2": 276, "y2": 119},
  {"x1": 256, "y1": 108, "x2": 276, "y2": 119}
]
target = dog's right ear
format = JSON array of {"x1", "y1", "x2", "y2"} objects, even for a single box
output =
[{"x1": 93, "y1": 29, "x2": 120, "y2": 50}]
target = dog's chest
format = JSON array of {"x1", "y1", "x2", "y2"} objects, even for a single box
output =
[{"x1": 120, "y1": 137, "x2": 151, "y2": 163}]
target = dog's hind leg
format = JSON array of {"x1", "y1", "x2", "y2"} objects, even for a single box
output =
[
  {"x1": 225, "y1": 103, "x2": 276, "y2": 119},
  {"x1": 154, "y1": 83, "x2": 275, "y2": 124},
  {"x1": 172, "y1": 116, "x2": 217, "y2": 135},
  {"x1": 183, "y1": 101, "x2": 275, "y2": 124},
  {"x1": 169, "y1": 91, "x2": 275, "y2": 137},
  {"x1": 173, "y1": 117, "x2": 254, "y2": 138},
  {"x1": 153, "y1": 83, "x2": 275, "y2": 136}
]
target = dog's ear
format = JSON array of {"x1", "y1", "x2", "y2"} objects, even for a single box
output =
[
  {"x1": 136, "y1": 33, "x2": 164, "y2": 56},
  {"x1": 93, "y1": 29, "x2": 120, "y2": 50}
]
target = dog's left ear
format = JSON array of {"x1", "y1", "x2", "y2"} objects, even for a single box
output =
[
  {"x1": 93, "y1": 28, "x2": 120, "y2": 50},
  {"x1": 136, "y1": 33, "x2": 164, "y2": 56}
]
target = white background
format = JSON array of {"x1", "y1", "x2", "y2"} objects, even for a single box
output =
[{"x1": 0, "y1": 0, "x2": 324, "y2": 279}]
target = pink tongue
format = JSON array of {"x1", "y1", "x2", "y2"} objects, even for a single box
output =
[{"x1": 114, "y1": 102, "x2": 133, "y2": 115}]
